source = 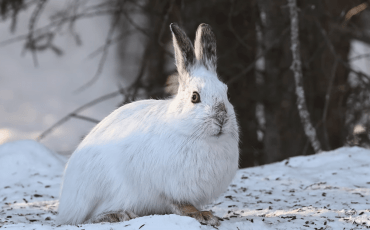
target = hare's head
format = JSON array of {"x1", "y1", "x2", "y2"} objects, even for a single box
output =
[{"x1": 169, "y1": 23, "x2": 238, "y2": 140}]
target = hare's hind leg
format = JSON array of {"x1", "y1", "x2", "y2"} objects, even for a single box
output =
[
  {"x1": 91, "y1": 210, "x2": 137, "y2": 223},
  {"x1": 170, "y1": 203, "x2": 220, "y2": 226}
]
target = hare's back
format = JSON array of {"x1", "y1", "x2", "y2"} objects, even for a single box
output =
[{"x1": 79, "y1": 99, "x2": 168, "y2": 146}]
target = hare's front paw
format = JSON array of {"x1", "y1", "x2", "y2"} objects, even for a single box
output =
[
  {"x1": 188, "y1": 211, "x2": 220, "y2": 226},
  {"x1": 92, "y1": 210, "x2": 137, "y2": 223},
  {"x1": 170, "y1": 202, "x2": 220, "y2": 226}
]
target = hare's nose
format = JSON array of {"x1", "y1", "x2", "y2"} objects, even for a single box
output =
[
  {"x1": 214, "y1": 103, "x2": 227, "y2": 125},
  {"x1": 216, "y1": 116, "x2": 226, "y2": 127},
  {"x1": 214, "y1": 102, "x2": 226, "y2": 114}
]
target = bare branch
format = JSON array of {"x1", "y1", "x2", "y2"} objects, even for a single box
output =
[
  {"x1": 342, "y1": 2, "x2": 368, "y2": 27},
  {"x1": 36, "y1": 82, "x2": 166, "y2": 141},
  {"x1": 120, "y1": 6, "x2": 173, "y2": 59},
  {"x1": 227, "y1": 28, "x2": 289, "y2": 84},
  {"x1": 86, "y1": 28, "x2": 136, "y2": 60},
  {"x1": 349, "y1": 52, "x2": 370, "y2": 61},
  {"x1": 36, "y1": 88, "x2": 127, "y2": 141},
  {"x1": 341, "y1": 60, "x2": 370, "y2": 85},
  {"x1": 127, "y1": 50, "x2": 149, "y2": 102},
  {"x1": 0, "y1": 9, "x2": 119, "y2": 47},
  {"x1": 70, "y1": 114, "x2": 100, "y2": 123},
  {"x1": 313, "y1": 19, "x2": 338, "y2": 149},
  {"x1": 332, "y1": 23, "x2": 370, "y2": 45},
  {"x1": 315, "y1": 19, "x2": 370, "y2": 86},
  {"x1": 0, "y1": 0, "x2": 39, "y2": 33},
  {"x1": 121, "y1": 8, "x2": 150, "y2": 37},
  {"x1": 26, "y1": 0, "x2": 48, "y2": 67},
  {"x1": 288, "y1": 0, "x2": 322, "y2": 153},
  {"x1": 228, "y1": 0, "x2": 252, "y2": 51},
  {"x1": 322, "y1": 60, "x2": 338, "y2": 149},
  {"x1": 158, "y1": 0, "x2": 174, "y2": 47},
  {"x1": 65, "y1": 0, "x2": 84, "y2": 46},
  {"x1": 74, "y1": 2, "x2": 123, "y2": 93}
]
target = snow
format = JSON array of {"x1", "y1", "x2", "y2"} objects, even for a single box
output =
[
  {"x1": 348, "y1": 40, "x2": 370, "y2": 88},
  {"x1": 1, "y1": 140, "x2": 370, "y2": 229}
]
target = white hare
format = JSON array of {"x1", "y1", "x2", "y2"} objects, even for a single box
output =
[{"x1": 57, "y1": 23, "x2": 239, "y2": 226}]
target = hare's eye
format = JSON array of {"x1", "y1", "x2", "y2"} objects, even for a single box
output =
[{"x1": 191, "y1": 92, "x2": 200, "y2": 103}]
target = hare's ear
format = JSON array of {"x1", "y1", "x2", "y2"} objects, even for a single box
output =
[
  {"x1": 170, "y1": 23, "x2": 196, "y2": 77},
  {"x1": 194, "y1": 23, "x2": 217, "y2": 72}
]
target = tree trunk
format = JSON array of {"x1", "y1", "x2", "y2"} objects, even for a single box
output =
[
  {"x1": 257, "y1": 0, "x2": 352, "y2": 162},
  {"x1": 288, "y1": 0, "x2": 321, "y2": 153},
  {"x1": 257, "y1": 0, "x2": 294, "y2": 163}
]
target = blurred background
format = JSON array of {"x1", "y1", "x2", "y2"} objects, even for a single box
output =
[{"x1": 1, "y1": 0, "x2": 370, "y2": 168}]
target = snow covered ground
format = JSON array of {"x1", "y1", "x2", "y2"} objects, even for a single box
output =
[{"x1": 0, "y1": 140, "x2": 369, "y2": 229}]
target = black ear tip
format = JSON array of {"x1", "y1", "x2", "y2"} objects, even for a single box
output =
[
  {"x1": 170, "y1": 23, "x2": 178, "y2": 33},
  {"x1": 199, "y1": 23, "x2": 212, "y2": 30}
]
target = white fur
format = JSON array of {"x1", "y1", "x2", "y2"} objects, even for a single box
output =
[{"x1": 57, "y1": 27, "x2": 239, "y2": 225}]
